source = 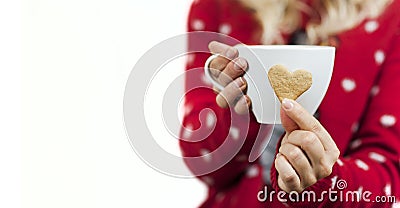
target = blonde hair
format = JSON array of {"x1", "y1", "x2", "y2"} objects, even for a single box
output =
[{"x1": 239, "y1": 0, "x2": 393, "y2": 44}]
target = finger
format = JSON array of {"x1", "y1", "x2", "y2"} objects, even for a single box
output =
[
  {"x1": 275, "y1": 153, "x2": 301, "y2": 193},
  {"x1": 286, "y1": 130, "x2": 324, "y2": 168},
  {"x1": 216, "y1": 77, "x2": 246, "y2": 108},
  {"x1": 208, "y1": 47, "x2": 239, "y2": 79},
  {"x1": 279, "y1": 142, "x2": 317, "y2": 188},
  {"x1": 209, "y1": 56, "x2": 230, "y2": 77},
  {"x1": 208, "y1": 41, "x2": 238, "y2": 57},
  {"x1": 281, "y1": 133, "x2": 289, "y2": 145},
  {"x1": 280, "y1": 107, "x2": 299, "y2": 133},
  {"x1": 281, "y1": 98, "x2": 336, "y2": 151},
  {"x1": 208, "y1": 42, "x2": 239, "y2": 85},
  {"x1": 217, "y1": 57, "x2": 247, "y2": 86},
  {"x1": 234, "y1": 95, "x2": 251, "y2": 115}
]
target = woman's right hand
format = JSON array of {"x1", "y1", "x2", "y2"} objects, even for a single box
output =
[{"x1": 208, "y1": 41, "x2": 251, "y2": 115}]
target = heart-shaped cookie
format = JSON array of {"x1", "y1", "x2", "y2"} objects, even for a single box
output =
[{"x1": 267, "y1": 64, "x2": 312, "y2": 102}]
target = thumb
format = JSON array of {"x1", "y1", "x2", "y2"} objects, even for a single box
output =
[{"x1": 280, "y1": 99, "x2": 299, "y2": 133}]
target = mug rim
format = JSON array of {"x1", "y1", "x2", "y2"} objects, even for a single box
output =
[{"x1": 235, "y1": 44, "x2": 335, "y2": 50}]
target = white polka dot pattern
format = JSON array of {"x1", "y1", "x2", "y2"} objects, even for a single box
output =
[
  {"x1": 206, "y1": 112, "x2": 216, "y2": 127},
  {"x1": 364, "y1": 20, "x2": 379, "y2": 33},
  {"x1": 183, "y1": 124, "x2": 193, "y2": 139},
  {"x1": 370, "y1": 85, "x2": 380, "y2": 96},
  {"x1": 246, "y1": 165, "x2": 259, "y2": 178},
  {"x1": 375, "y1": 50, "x2": 385, "y2": 65},
  {"x1": 192, "y1": 19, "x2": 205, "y2": 31},
  {"x1": 355, "y1": 159, "x2": 369, "y2": 171},
  {"x1": 202, "y1": 176, "x2": 214, "y2": 185},
  {"x1": 342, "y1": 78, "x2": 356, "y2": 92},
  {"x1": 357, "y1": 186, "x2": 364, "y2": 196},
  {"x1": 337, "y1": 159, "x2": 344, "y2": 166},
  {"x1": 369, "y1": 152, "x2": 386, "y2": 163},
  {"x1": 350, "y1": 139, "x2": 362, "y2": 149},
  {"x1": 184, "y1": 104, "x2": 193, "y2": 116},
  {"x1": 229, "y1": 126, "x2": 240, "y2": 140},
  {"x1": 380, "y1": 115, "x2": 396, "y2": 127},
  {"x1": 331, "y1": 175, "x2": 338, "y2": 189},
  {"x1": 384, "y1": 184, "x2": 391, "y2": 196},
  {"x1": 351, "y1": 122, "x2": 359, "y2": 133},
  {"x1": 200, "y1": 149, "x2": 212, "y2": 162},
  {"x1": 186, "y1": 54, "x2": 195, "y2": 65},
  {"x1": 219, "y1": 23, "x2": 232, "y2": 35}
]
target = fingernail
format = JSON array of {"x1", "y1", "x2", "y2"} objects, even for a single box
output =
[
  {"x1": 225, "y1": 48, "x2": 236, "y2": 59},
  {"x1": 234, "y1": 58, "x2": 246, "y2": 71},
  {"x1": 236, "y1": 77, "x2": 245, "y2": 86},
  {"x1": 244, "y1": 95, "x2": 250, "y2": 106},
  {"x1": 276, "y1": 153, "x2": 281, "y2": 158},
  {"x1": 282, "y1": 98, "x2": 294, "y2": 110}
]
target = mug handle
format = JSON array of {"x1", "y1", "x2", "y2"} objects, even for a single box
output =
[{"x1": 204, "y1": 54, "x2": 225, "y2": 91}]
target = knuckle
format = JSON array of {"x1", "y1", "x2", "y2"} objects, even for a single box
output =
[
  {"x1": 326, "y1": 148, "x2": 340, "y2": 163},
  {"x1": 318, "y1": 159, "x2": 332, "y2": 178},
  {"x1": 309, "y1": 120, "x2": 321, "y2": 133},
  {"x1": 210, "y1": 57, "x2": 227, "y2": 71},
  {"x1": 286, "y1": 131, "x2": 299, "y2": 144},
  {"x1": 282, "y1": 173, "x2": 297, "y2": 184},
  {"x1": 288, "y1": 148, "x2": 303, "y2": 162},
  {"x1": 321, "y1": 166, "x2": 332, "y2": 178},
  {"x1": 281, "y1": 134, "x2": 289, "y2": 144},
  {"x1": 217, "y1": 72, "x2": 232, "y2": 86},
  {"x1": 278, "y1": 145, "x2": 284, "y2": 154},
  {"x1": 309, "y1": 176, "x2": 318, "y2": 186},
  {"x1": 226, "y1": 47, "x2": 238, "y2": 58},
  {"x1": 237, "y1": 57, "x2": 248, "y2": 71},
  {"x1": 226, "y1": 62, "x2": 244, "y2": 77},
  {"x1": 301, "y1": 132, "x2": 317, "y2": 147},
  {"x1": 331, "y1": 148, "x2": 340, "y2": 161},
  {"x1": 225, "y1": 83, "x2": 241, "y2": 97},
  {"x1": 335, "y1": 148, "x2": 340, "y2": 158}
]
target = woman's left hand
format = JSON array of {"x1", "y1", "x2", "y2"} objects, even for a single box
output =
[{"x1": 275, "y1": 98, "x2": 340, "y2": 193}]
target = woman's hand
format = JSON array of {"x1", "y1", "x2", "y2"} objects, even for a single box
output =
[
  {"x1": 275, "y1": 98, "x2": 340, "y2": 193},
  {"x1": 208, "y1": 41, "x2": 251, "y2": 114}
]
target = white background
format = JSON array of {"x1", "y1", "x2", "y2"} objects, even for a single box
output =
[{"x1": 0, "y1": 0, "x2": 207, "y2": 207}]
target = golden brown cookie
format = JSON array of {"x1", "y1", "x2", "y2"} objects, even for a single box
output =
[{"x1": 267, "y1": 64, "x2": 312, "y2": 102}]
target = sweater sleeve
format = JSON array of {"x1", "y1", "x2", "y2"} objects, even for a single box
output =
[
  {"x1": 271, "y1": 26, "x2": 400, "y2": 208},
  {"x1": 179, "y1": 0, "x2": 272, "y2": 192}
]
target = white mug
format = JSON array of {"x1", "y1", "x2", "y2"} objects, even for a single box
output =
[{"x1": 204, "y1": 44, "x2": 335, "y2": 124}]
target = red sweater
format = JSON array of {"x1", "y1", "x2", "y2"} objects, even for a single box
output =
[{"x1": 179, "y1": 0, "x2": 400, "y2": 207}]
